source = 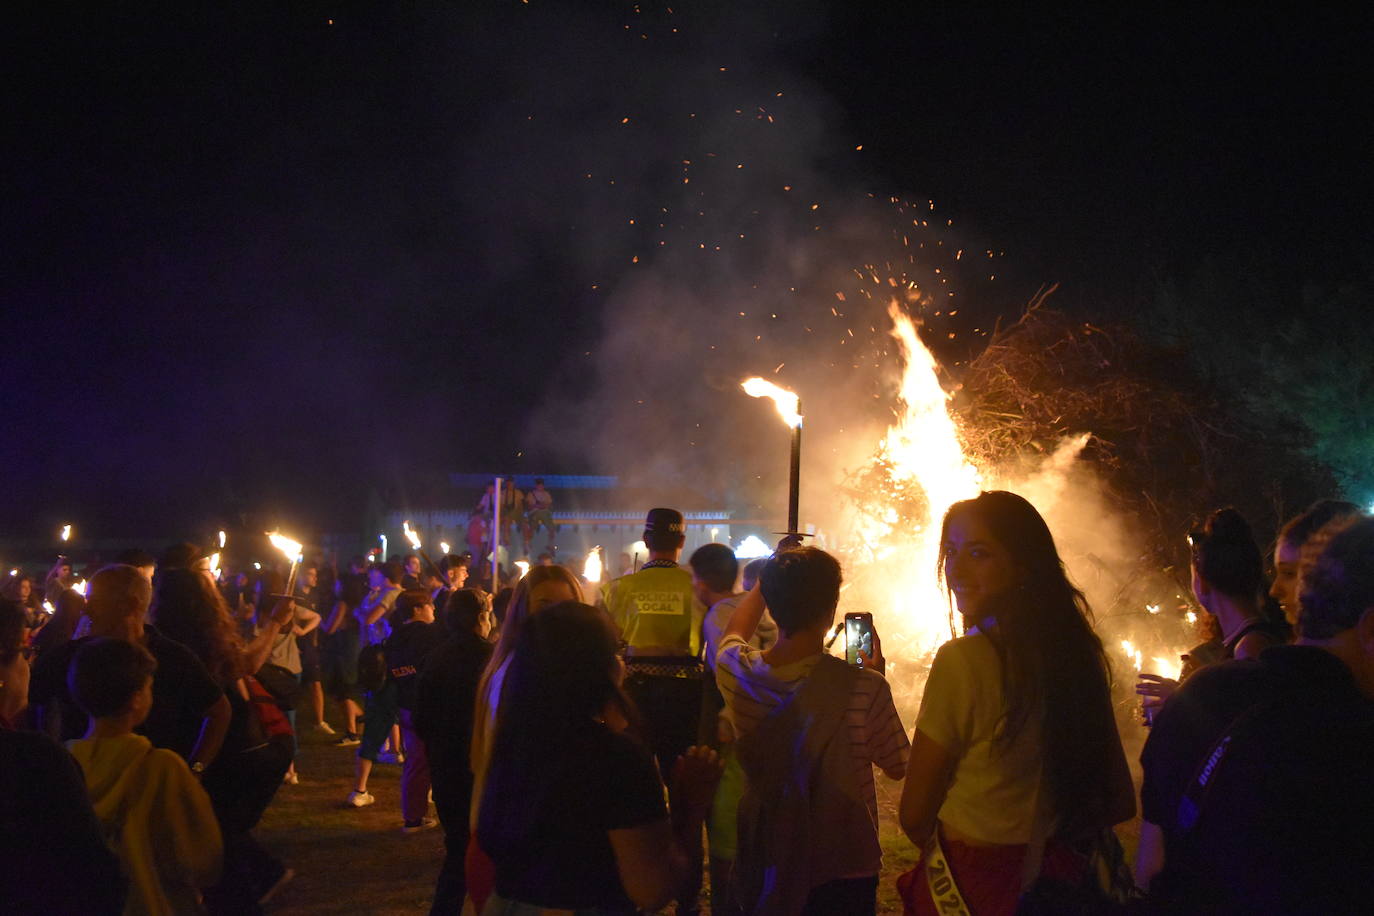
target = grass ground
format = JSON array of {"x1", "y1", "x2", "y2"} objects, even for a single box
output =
[{"x1": 258, "y1": 719, "x2": 1140, "y2": 914}]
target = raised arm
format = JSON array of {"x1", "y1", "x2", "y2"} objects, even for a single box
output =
[{"x1": 721, "y1": 580, "x2": 765, "y2": 647}]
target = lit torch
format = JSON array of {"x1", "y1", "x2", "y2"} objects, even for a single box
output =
[
  {"x1": 267, "y1": 531, "x2": 304, "y2": 597},
  {"x1": 60, "y1": 524, "x2": 72, "y2": 543},
  {"x1": 403, "y1": 519, "x2": 442, "y2": 582},
  {"x1": 439, "y1": 541, "x2": 451, "y2": 556},
  {"x1": 514, "y1": 560, "x2": 530, "y2": 579},
  {"x1": 218, "y1": 530, "x2": 226, "y2": 549},
  {"x1": 741, "y1": 377, "x2": 803, "y2": 533},
  {"x1": 583, "y1": 546, "x2": 603, "y2": 585}
]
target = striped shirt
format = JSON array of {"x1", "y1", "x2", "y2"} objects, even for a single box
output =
[{"x1": 715, "y1": 633, "x2": 910, "y2": 828}]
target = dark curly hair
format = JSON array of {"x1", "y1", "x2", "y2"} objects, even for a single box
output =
[{"x1": 151, "y1": 567, "x2": 246, "y2": 685}]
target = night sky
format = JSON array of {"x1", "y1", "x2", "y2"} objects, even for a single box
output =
[{"x1": 4, "y1": 2, "x2": 1370, "y2": 539}]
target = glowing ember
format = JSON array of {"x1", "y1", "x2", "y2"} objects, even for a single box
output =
[
  {"x1": 403, "y1": 520, "x2": 422, "y2": 551},
  {"x1": 741, "y1": 377, "x2": 802, "y2": 428},
  {"x1": 583, "y1": 546, "x2": 603, "y2": 583}
]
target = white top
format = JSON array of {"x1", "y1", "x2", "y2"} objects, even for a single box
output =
[
  {"x1": 701, "y1": 595, "x2": 778, "y2": 676},
  {"x1": 915, "y1": 631, "x2": 1045, "y2": 843}
]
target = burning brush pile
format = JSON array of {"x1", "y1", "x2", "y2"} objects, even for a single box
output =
[{"x1": 827, "y1": 293, "x2": 1206, "y2": 727}]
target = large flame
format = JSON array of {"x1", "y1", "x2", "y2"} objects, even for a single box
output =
[
  {"x1": 741, "y1": 377, "x2": 802, "y2": 428},
  {"x1": 583, "y1": 546, "x2": 603, "y2": 584},
  {"x1": 60, "y1": 524, "x2": 72, "y2": 543},
  {"x1": 842, "y1": 303, "x2": 983, "y2": 677},
  {"x1": 841, "y1": 301, "x2": 1186, "y2": 717}
]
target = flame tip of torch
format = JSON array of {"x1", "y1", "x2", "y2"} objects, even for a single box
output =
[{"x1": 740, "y1": 376, "x2": 803, "y2": 428}]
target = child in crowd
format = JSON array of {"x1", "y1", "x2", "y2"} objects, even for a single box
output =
[
  {"x1": 717, "y1": 545, "x2": 909, "y2": 915},
  {"x1": 66, "y1": 637, "x2": 223, "y2": 915}
]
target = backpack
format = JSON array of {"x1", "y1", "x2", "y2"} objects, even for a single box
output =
[{"x1": 733, "y1": 655, "x2": 870, "y2": 916}]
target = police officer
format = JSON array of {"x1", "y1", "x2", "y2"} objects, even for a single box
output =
[
  {"x1": 601, "y1": 507, "x2": 704, "y2": 772},
  {"x1": 601, "y1": 507, "x2": 705, "y2": 913}
]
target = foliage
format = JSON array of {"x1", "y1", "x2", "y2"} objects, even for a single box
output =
[{"x1": 949, "y1": 288, "x2": 1334, "y2": 569}]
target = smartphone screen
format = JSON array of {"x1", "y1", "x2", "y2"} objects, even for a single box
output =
[{"x1": 845, "y1": 612, "x2": 874, "y2": 666}]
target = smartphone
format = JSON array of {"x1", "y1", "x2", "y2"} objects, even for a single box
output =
[{"x1": 845, "y1": 612, "x2": 875, "y2": 666}]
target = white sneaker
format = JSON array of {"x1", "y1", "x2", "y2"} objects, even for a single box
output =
[
  {"x1": 314, "y1": 721, "x2": 337, "y2": 735},
  {"x1": 346, "y1": 790, "x2": 375, "y2": 808}
]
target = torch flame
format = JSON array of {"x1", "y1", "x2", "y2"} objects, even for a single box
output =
[
  {"x1": 439, "y1": 541, "x2": 451, "y2": 556},
  {"x1": 1120, "y1": 639, "x2": 1144, "y2": 672},
  {"x1": 60, "y1": 524, "x2": 72, "y2": 542},
  {"x1": 42, "y1": 600, "x2": 55, "y2": 615},
  {"x1": 69, "y1": 578, "x2": 87, "y2": 596},
  {"x1": 741, "y1": 377, "x2": 802, "y2": 428},
  {"x1": 583, "y1": 546, "x2": 603, "y2": 584},
  {"x1": 266, "y1": 532, "x2": 303, "y2": 561},
  {"x1": 208, "y1": 552, "x2": 222, "y2": 578},
  {"x1": 218, "y1": 530, "x2": 226, "y2": 549},
  {"x1": 515, "y1": 560, "x2": 530, "y2": 579},
  {"x1": 403, "y1": 520, "x2": 422, "y2": 551}
]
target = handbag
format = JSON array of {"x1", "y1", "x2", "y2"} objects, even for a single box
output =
[
  {"x1": 254, "y1": 662, "x2": 301, "y2": 709},
  {"x1": 1016, "y1": 829, "x2": 1139, "y2": 914}
]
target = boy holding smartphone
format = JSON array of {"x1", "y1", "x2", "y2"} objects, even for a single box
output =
[{"x1": 716, "y1": 545, "x2": 908, "y2": 915}]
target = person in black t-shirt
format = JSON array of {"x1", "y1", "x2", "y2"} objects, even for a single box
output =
[
  {"x1": 321, "y1": 558, "x2": 368, "y2": 744},
  {"x1": 1137, "y1": 509, "x2": 1289, "y2": 724},
  {"x1": 478, "y1": 601, "x2": 721, "y2": 915},
  {"x1": 29, "y1": 564, "x2": 230, "y2": 770},
  {"x1": 1138, "y1": 516, "x2": 1374, "y2": 912},
  {"x1": 413, "y1": 589, "x2": 495, "y2": 914},
  {"x1": 386, "y1": 589, "x2": 448, "y2": 832}
]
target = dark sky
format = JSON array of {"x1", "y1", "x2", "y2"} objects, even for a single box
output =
[{"x1": 4, "y1": 2, "x2": 1370, "y2": 538}]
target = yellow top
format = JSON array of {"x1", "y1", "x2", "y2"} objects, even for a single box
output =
[
  {"x1": 67, "y1": 733, "x2": 223, "y2": 915},
  {"x1": 914, "y1": 632, "x2": 1046, "y2": 844}
]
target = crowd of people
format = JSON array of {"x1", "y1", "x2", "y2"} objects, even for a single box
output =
[{"x1": 1, "y1": 491, "x2": 1371, "y2": 914}]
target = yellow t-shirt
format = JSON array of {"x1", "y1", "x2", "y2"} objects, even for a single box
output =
[
  {"x1": 67, "y1": 733, "x2": 222, "y2": 915},
  {"x1": 914, "y1": 631, "x2": 1045, "y2": 844}
]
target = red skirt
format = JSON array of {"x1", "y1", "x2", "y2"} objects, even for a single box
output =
[{"x1": 897, "y1": 834, "x2": 1083, "y2": 916}]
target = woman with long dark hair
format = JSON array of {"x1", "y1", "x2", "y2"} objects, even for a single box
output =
[
  {"x1": 898, "y1": 491, "x2": 1134, "y2": 915},
  {"x1": 466, "y1": 564, "x2": 583, "y2": 912},
  {"x1": 151, "y1": 567, "x2": 297, "y2": 913},
  {"x1": 478, "y1": 601, "x2": 719, "y2": 914}
]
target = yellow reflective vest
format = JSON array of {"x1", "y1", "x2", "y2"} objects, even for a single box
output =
[{"x1": 601, "y1": 565, "x2": 701, "y2": 657}]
